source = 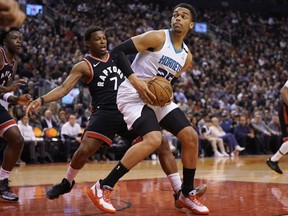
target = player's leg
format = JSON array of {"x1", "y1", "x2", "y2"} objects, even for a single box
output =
[
  {"x1": 160, "y1": 108, "x2": 209, "y2": 215},
  {"x1": 266, "y1": 103, "x2": 288, "y2": 174},
  {"x1": 88, "y1": 106, "x2": 162, "y2": 213},
  {"x1": 45, "y1": 134, "x2": 104, "y2": 199},
  {"x1": 0, "y1": 122, "x2": 24, "y2": 202},
  {"x1": 156, "y1": 136, "x2": 207, "y2": 209}
]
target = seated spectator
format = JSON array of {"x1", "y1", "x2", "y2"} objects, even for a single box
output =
[
  {"x1": 251, "y1": 112, "x2": 275, "y2": 154},
  {"x1": 210, "y1": 117, "x2": 245, "y2": 157},
  {"x1": 18, "y1": 115, "x2": 46, "y2": 164},
  {"x1": 268, "y1": 114, "x2": 282, "y2": 153},
  {"x1": 201, "y1": 121, "x2": 229, "y2": 157},
  {"x1": 234, "y1": 115, "x2": 261, "y2": 154},
  {"x1": 61, "y1": 114, "x2": 82, "y2": 162},
  {"x1": 220, "y1": 110, "x2": 234, "y2": 133},
  {"x1": 41, "y1": 109, "x2": 59, "y2": 130}
]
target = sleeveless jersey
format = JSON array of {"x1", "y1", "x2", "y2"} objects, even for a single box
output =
[
  {"x1": 0, "y1": 48, "x2": 15, "y2": 86},
  {"x1": 131, "y1": 29, "x2": 189, "y2": 81},
  {"x1": 83, "y1": 53, "x2": 124, "y2": 110}
]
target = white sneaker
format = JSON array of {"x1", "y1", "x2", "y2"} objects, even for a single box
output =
[
  {"x1": 178, "y1": 191, "x2": 209, "y2": 214},
  {"x1": 221, "y1": 151, "x2": 229, "y2": 157},
  {"x1": 214, "y1": 150, "x2": 224, "y2": 157},
  {"x1": 87, "y1": 180, "x2": 116, "y2": 213},
  {"x1": 235, "y1": 145, "x2": 245, "y2": 151},
  {"x1": 230, "y1": 152, "x2": 235, "y2": 157}
]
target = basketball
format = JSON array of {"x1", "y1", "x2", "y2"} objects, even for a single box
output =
[{"x1": 148, "y1": 76, "x2": 173, "y2": 107}]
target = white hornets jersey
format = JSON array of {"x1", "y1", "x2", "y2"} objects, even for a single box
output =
[{"x1": 131, "y1": 29, "x2": 189, "y2": 81}]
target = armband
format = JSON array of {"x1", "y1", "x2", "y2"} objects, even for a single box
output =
[
  {"x1": 170, "y1": 77, "x2": 178, "y2": 85},
  {"x1": 3, "y1": 92, "x2": 14, "y2": 102}
]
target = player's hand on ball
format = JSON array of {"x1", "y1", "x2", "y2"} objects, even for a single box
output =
[
  {"x1": 130, "y1": 76, "x2": 156, "y2": 104},
  {"x1": 17, "y1": 94, "x2": 32, "y2": 106}
]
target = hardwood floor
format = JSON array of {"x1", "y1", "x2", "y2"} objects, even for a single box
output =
[{"x1": 1, "y1": 155, "x2": 288, "y2": 215}]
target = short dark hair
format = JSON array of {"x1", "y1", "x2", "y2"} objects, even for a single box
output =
[
  {"x1": 0, "y1": 27, "x2": 19, "y2": 45},
  {"x1": 174, "y1": 3, "x2": 197, "y2": 22},
  {"x1": 84, "y1": 26, "x2": 103, "y2": 41}
]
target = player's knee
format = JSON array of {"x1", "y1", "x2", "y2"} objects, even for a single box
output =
[
  {"x1": 145, "y1": 132, "x2": 162, "y2": 149},
  {"x1": 157, "y1": 137, "x2": 170, "y2": 154},
  {"x1": 180, "y1": 128, "x2": 199, "y2": 148}
]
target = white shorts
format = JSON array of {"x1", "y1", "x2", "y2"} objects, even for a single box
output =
[{"x1": 117, "y1": 79, "x2": 178, "y2": 130}]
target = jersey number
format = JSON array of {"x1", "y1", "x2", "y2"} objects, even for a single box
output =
[
  {"x1": 156, "y1": 67, "x2": 174, "y2": 81},
  {"x1": 110, "y1": 77, "x2": 118, "y2": 90}
]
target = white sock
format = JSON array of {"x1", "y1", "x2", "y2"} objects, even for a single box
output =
[
  {"x1": 271, "y1": 141, "x2": 288, "y2": 162},
  {"x1": 65, "y1": 165, "x2": 80, "y2": 185},
  {"x1": 0, "y1": 167, "x2": 10, "y2": 180},
  {"x1": 167, "y1": 173, "x2": 182, "y2": 193}
]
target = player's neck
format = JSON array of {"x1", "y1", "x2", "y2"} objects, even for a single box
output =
[
  {"x1": 170, "y1": 32, "x2": 185, "y2": 50},
  {"x1": 3, "y1": 47, "x2": 15, "y2": 63}
]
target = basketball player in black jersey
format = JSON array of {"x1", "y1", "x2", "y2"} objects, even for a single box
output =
[
  {"x1": 0, "y1": 28, "x2": 31, "y2": 201},
  {"x1": 26, "y1": 26, "x2": 206, "y2": 207}
]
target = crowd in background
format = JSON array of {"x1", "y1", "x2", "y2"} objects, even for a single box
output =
[{"x1": 2, "y1": 0, "x2": 286, "y2": 163}]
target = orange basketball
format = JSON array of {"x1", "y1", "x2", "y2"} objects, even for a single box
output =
[{"x1": 148, "y1": 76, "x2": 173, "y2": 107}]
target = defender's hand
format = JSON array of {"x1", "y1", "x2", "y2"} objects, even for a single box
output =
[{"x1": 17, "y1": 94, "x2": 32, "y2": 106}]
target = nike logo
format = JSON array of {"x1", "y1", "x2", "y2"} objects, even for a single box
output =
[{"x1": 93, "y1": 62, "x2": 100, "y2": 67}]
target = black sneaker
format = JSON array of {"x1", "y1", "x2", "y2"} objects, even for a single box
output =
[
  {"x1": 266, "y1": 158, "x2": 283, "y2": 174},
  {"x1": 46, "y1": 178, "x2": 75, "y2": 199},
  {"x1": 0, "y1": 178, "x2": 18, "y2": 201}
]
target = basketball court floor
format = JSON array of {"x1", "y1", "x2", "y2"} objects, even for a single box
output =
[{"x1": 1, "y1": 155, "x2": 288, "y2": 216}]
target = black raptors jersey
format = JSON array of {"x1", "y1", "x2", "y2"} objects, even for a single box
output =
[
  {"x1": 83, "y1": 53, "x2": 125, "y2": 110},
  {"x1": 0, "y1": 48, "x2": 15, "y2": 86}
]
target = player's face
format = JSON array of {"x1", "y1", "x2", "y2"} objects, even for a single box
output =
[
  {"x1": 5, "y1": 30, "x2": 22, "y2": 54},
  {"x1": 171, "y1": 7, "x2": 194, "y2": 34},
  {"x1": 88, "y1": 31, "x2": 107, "y2": 56}
]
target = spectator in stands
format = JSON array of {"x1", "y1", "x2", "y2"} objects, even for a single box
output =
[
  {"x1": 234, "y1": 115, "x2": 260, "y2": 154},
  {"x1": 18, "y1": 115, "x2": 46, "y2": 164},
  {"x1": 177, "y1": 97, "x2": 189, "y2": 115},
  {"x1": 41, "y1": 109, "x2": 58, "y2": 130},
  {"x1": 210, "y1": 117, "x2": 245, "y2": 156},
  {"x1": 251, "y1": 111, "x2": 274, "y2": 154},
  {"x1": 201, "y1": 120, "x2": 229, "y2": 157},
  {"x1": 61, "y1": 114, "x2": 82, "y2": 162},
  {"x1": 268, "y1": 114, "x2": 282, "y2": 153}
]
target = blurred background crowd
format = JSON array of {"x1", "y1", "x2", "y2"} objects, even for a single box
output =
[{"x1": 1, "y1": 0, "x2": 287, "y2": 164}]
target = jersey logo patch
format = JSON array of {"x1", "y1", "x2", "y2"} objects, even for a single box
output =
[{"x1": 93, "y1": 62, "x2": 100, "y2": 67}]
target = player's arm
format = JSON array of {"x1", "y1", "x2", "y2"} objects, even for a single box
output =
[
  {"x1": 0, "y1": 62, "x2": 27, "y2": 93},
  {"x1": 26, "y1": 62, "x2": 88, "y2": 113},
  {"x1": 171, "y1": 51, "x2": 192, "y2": 85},
  {"x1": 110, "y1": 30, "x2": 164, "y2": 104},
  {"x1": 281, "y1": 80, "x2": 288, "y2": 106},
  {"x1": 0, "y1": 92, "x2": 31, "y2": 105}
]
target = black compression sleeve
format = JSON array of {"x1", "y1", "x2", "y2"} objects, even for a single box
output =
[
  {"x1": 170, "y1": 76, "x2": 178, "y2": 85},
  {"x1": 110, "y1": 39, "x2": 138, "y2": 78}
]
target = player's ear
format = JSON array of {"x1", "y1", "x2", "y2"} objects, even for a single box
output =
[
  {"x1": 85, "y1": 40, "x2": 90, "y2": 48},
  {"x1": 189, "y1": 22, "x2": 195, "y2": 30}
]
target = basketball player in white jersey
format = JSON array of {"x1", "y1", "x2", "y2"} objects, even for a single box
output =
[
  {"x1": 89, "y1": 3, "x2": 209, "y2": 215},
  {"x1": 266, "y1": 80, "x2": 288, "y2": 174}
]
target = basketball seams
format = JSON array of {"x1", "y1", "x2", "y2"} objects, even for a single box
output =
[{"x1": 148, "y1": 76, "x2": 172, "y2": 106}]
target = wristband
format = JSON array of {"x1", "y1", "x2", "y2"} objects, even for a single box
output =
[
  {"x1": 3, "y1": 92, "x2": 14, "y2": 102},
  {"x1": 40, "y1": 96, "x2": 45, "y2": 105}
]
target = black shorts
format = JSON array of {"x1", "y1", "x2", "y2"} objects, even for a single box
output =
[
  {"x1": 0, "y1": 104, "x2": 17, "y2": 137},
  {"x1": 279, "y1": 102, "x2": 288, "y2": 141},
  {"x1": 85, "y1": 108, "x2": 139, "y2": 145},
  {"x1": 160, "y1": 108, "x2": 191, "y2": 136}
]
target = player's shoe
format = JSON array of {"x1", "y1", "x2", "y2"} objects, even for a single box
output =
[
  {"x1": 178, "y1": 190, "x2": 209, "y2": 215},
  {"x1": 174, "y1": 184, "x2": 207, "y2": 209},
  {"x1": 0, "y1": 178, "x2": 18, "y2": 202},
  {"x1": 266, "y1": 158, "x2": 283, "y2": 174},
  {"x1": 46, "y1": 178, "x2": 75, "y2": 199},
  {"x1": 87, "y1": 180, "x2": 116, "y2": 214}
]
